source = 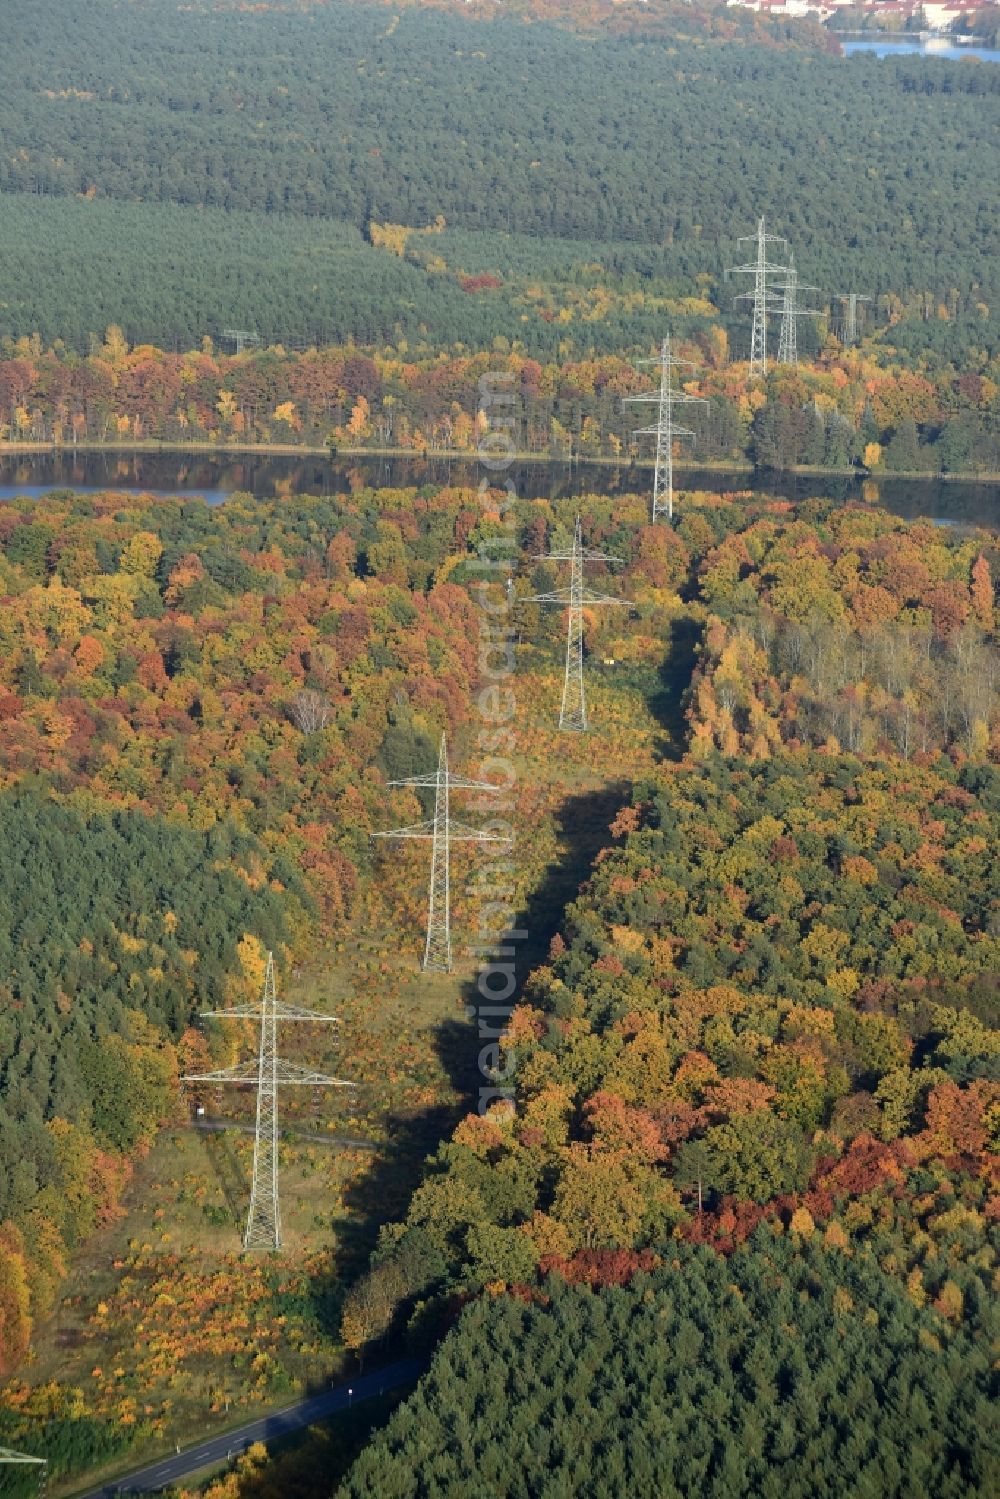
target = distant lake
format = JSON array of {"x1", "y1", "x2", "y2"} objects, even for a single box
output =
[
  {"x1": 0, "y1": 449, "x2": 997, "y2": 530},
  {"x1": 841, "y1": 38, "x2": 1000, "y2": 63}
]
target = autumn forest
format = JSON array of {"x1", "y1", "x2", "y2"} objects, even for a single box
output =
[{"x1": 0, "y1": 2, "x2": 997, "y2": 1498}]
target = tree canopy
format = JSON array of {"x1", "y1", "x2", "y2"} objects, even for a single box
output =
[
  {"x1": 339, "y1": 1235, "x2": 998, "y2": 1498},
  {"x1": 0, "y1": 2, "x2": 995, "y2": 358}
]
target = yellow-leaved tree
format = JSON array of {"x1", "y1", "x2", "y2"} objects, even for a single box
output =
[
  {"x1": 274, "y1": 400, "x2": 300, "y2": 432},
  {"x1": 346, "y1": 395, "x2": 371, "y2": 440},
  {"x1": 119, "y1": 530, "x2": 163, "y2": 579},
  {"x1": 232, "y1": 934, "x2": 268, "y2": 1006}
]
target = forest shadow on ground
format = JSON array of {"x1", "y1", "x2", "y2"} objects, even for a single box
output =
[
  {"x1": 303, "y1": 614, "x2": 702, "y2": 1360},
  {"x1": 645, "y1": 612, "x2": 703, "y2": 761},
  {"x1": 313, "y1": 782, "x2": 629, "y2": 1345},
  {"x1": 188, "y1": 615, "x2": 705, "y2": 1391}
]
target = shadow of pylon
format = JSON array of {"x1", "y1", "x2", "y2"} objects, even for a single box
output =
[{"x1": 199, "y1": 1120, "x2": 251, "y2": 1231}]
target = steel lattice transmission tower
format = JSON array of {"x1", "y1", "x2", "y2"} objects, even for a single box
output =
[
  {"x1": 373, "y1": 733, "x2": 507, "y2": 973},
  {"x1": 1, "y1": 1444, "x2": 47, "y2": 1494},
  {"x1": 1, "y1": 1446, "x2": 46, "y2": 1468},
  {"x1": 726, "y1": 217, "x2": 788, "y2": 380},
  {"x1": 839, "y1": 292, "x2": 871, "y2": 345},
  {"x1": 521, "y1": 515, "x2": 628, "y2": 733},
  {"x1": 624, "y1": 334, "x2": 706, "y2": 521},
  {"x1": 221, "y1": 329, "x2": 261, "y2": 355},
  {"x1": 183, "y1": 952, "x2": 352, "y2": 1251},
  {"x1": 775, "y1": 255, "x2": 822, "y2": 367}
]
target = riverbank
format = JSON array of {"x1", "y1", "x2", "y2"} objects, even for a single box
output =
[
  {"x1": 1, "y1": 439, "x2": 997, "y2": 486},
  {"x1": 0, "y1": 437, "x2": 752, "y2": 475},
  {"x1": 792, "y1": 463, "x2": 1000, "y2": 484}
]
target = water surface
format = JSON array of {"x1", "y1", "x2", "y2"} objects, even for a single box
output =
[
  {"x1": 841, "y1": 38, "x2": 1000, "y2": 62},
  {"x1": 0, "y1": 450, "x2": 996, "y2": 530}
]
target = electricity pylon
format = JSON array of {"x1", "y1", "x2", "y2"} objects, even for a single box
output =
[
  {"x1": 726, "y1": 217, "x2": 788, "y2": 380},
  {"x1": 839, "y1": 292, "x2": 871, "y2": 344},
  {"x1": 775, "y1": 255, "x2": 822, "y2": 367},
  {"x1": 0, "y1": 1444, "x2": 47, "y2": 1495},
  {"x1": 221, "y1": 329, "x2": 261, "y2": 355},
  {"x1": 0, "y1": 1446, "x2": 46, "y2": 1468},
  {"x1": 521, "y1": 515, "x2": 628, "y2": 732},
  {"x1": 373, "y1": 733, "x2": 506, "y2": 973},
  {"x1": 182, "y1": 951, "x2": 351, "y2": 1251},
  {"x1": 624, "y1": 334, "x2": 706, "y2": 521}
]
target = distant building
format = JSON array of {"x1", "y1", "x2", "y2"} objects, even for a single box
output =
[
  {"x1": 727, "y1": 0, "x2": 833, "y2": 15},
  {"x1": 726, "y1": 0, "x2": 987, "y2": 26},
  {"x1": 922, "y1": 0, "x2": 986, "y2": 28}
]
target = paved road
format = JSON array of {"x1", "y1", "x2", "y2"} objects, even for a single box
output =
[{"x1": 73, "y1": 1358, "x2": 424, "y2": 1497}]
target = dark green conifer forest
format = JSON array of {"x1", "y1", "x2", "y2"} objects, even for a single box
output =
[
  {"x1": 0, "y1": 792, "x2": 303, "y2": 1220},
  {"x1": 339, "y1": 1238, "x2": 998, "y2": 1498},
  {"x1": 0, "y1": 1, "x2": 996, "y2": 357}
]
